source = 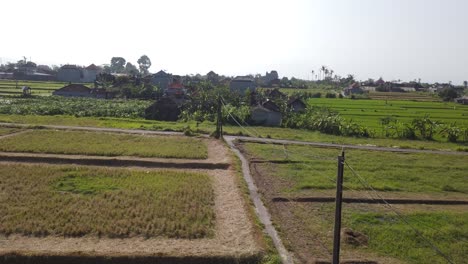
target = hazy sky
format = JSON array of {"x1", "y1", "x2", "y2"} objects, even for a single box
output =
[{"x1": 1, "y1": 0, "x2": 467, "y2": 84}]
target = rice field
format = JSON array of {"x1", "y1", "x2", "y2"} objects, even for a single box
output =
[
  {"x1": 0, "y1": 164, "x2": 214, "y2": 238},
  {"x1": 368, "y1": 91, "x2": 438, "y2": 101},
  {"x1": 243, "y1": 142, "x2": 468, "y2": 194},
  {"x1": 308, "y1": 98, "x2": 468, "y2": 130},
  {"x1": 241, "y1": 142, "x2": 468, "y2": 263},
  {"x1": 0, "y1": 80, "x2": 69, "y2": 96},
  {"x1": 290, "y1": 202, "x2": 467, "y2": 264},
  {"x1": 0, "y1": 130, "x2": 208, "y2": 159}
]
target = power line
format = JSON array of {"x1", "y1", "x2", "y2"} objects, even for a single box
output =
[
  {"x1": 219, "y1": 101, "x2": 457, "y2": 263},
  {"x1": 220, "y1": 98, "x2": 257, "y2": 137},
  {"x1": 344, "y1": 161, "x2": 456, "y2": 264},
  {"x1": 220, "y1": 95, "x2": 263, "y2": 136}
]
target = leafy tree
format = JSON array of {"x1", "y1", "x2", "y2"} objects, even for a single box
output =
[
  {"x1": 125, "y1": 62, "x2": 139, "y2": 75},
  {"x1": 137, "y1": 55, "x2": 152, "y2": 75},
  {"x1": 110, "y1": 57, "x2": 126, "y2": 73},
  {"x1": 438, "y1": 87, "x2": 460, "y2": 101},
  {"x1": 464, "y1": 80, "x2": 467, "y2": 88}
]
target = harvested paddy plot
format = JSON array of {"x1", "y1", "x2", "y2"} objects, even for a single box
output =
[
  {"x1": 0, "y1": 130, "x2": 208, "y2": 159},
  {"x1": 0, "y1": 164, "x2": 214, "y2": 239}
]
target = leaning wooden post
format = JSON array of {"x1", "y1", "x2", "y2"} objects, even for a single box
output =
[{"x1": 332, "y1": 150, "x2": 345, "y2": 264}]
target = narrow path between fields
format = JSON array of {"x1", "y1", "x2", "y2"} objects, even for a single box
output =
[
  {"x1": 225, "y1": 137, "x2": 294, "y2": 264},
  {"x1": 225, "y1": 136, "x2": 468, "y2": 156},
  {"x1": 1, "y1": 122, "x2": 466, "y2": 155},
  {"x1": 0, "y1": 129, "x2": 29, "y2": 139}
]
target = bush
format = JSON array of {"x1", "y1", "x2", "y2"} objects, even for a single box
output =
[{"x1": 438, "y1": 87, "x2": 460, "y2": 101}]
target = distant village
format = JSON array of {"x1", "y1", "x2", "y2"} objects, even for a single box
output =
[{"x1": 1, "y1": 58, "x2": 467, "y2": 126}]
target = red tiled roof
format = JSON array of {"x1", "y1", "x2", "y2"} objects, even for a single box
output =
[
  {"x1": 168, "y1": 82, "x2": 184, "y2": 89},
  {"x1": 86, "y1": 64, "x2": 100, "y2": 71}
]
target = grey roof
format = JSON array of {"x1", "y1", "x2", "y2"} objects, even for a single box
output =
[{"x1": 233, "y1": 76, "x2": 254, "y2": 82}]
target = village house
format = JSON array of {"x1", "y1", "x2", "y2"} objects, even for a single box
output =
[
  {"x1": 57, "y1": 65, "x2": 82, "y2": 83},
  {"x1": 206, "y1": 71, "x2": 220, "y2": 84},
  {"x1": 0, "y1": 72, "x2": 13, "y2": 79},
  {"x1": 145, "y1": 97, "x2": 181, "y2": 121},
  {"x1": 152, "y1": 70, "x2": 172, "y2": 90},
  {"x1": 261, "y1": 70, "x2": 279, "y2": 86},
  {"x1": 343, "y1": 83, "x2": 364, "y2": 96},
  {"x1": 455, "y1": 96, "x2": 468, "y2": 105},
  {"x1": 53, "y1": 84, "x2": 113, "y2": 98},
  {"x1": 251, "y1": 100, "x2": 282, "y2": 127},
  {"x1": 287, "y1": 98, "x2": 307, "y2": 113},
  {"x1": 53, "y1": 84, "x2": 92, "y2": 97},
  {"x1": 82, "y1": 64, "x2": 102, "y2": 83},
  {"x1": 265, "y1": 88, "x2": 286, "y2": 99},
  {"x1": 57, "y1": 64, "x2": 100, "y2": 83},
  {"x1": 13, "y1": 71, "x2": 55, "y2": 81},
  {"x1": 230, "y1": 76, "x2": 256, "y2": 94}
]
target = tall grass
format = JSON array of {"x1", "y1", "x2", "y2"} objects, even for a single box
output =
[
  {"x1": 0, "y1": 164, "x2": 215, "y2": 239},
  {"x1": 0, "y1": 130, "x2": 208, "y2": 159}
]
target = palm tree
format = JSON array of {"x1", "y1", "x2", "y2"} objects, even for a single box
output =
[
  {"x1": 321, "y1": 65, "x2": 327, "y2": 80},
  {"x1": 311, "y1": 70, "x2": 315, "y2": 81},
  {"x1": 464, "y1": 80, "x2": 467, "y2": 88}
]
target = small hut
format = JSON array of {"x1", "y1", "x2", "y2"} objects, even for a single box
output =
[{"x1": 145, "y1": 97, "x2": 181, "y2": 121}]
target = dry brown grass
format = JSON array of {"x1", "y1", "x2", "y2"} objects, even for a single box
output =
[
  {"x1": 0, "y1": 130, "x2": 208, "y2": 159},
  {"x1": 0, "y1": 164, "x2": 215, "y2": 239}
]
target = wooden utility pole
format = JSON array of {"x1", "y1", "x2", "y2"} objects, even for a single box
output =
[
  {"x1": 215, "y1": 96, "x2": 223, "y2": 139},
  {"x1": 332, "y1": 150, "x2": 345, "y2": 264}
]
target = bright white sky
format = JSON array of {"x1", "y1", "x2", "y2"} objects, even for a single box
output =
[{"x1": 1, "y1": 0, "x2": 467, "y2": 84}]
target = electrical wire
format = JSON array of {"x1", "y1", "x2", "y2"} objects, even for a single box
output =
[{"x1": 345, "y1": 161, "x2": 457, "y2": 264}]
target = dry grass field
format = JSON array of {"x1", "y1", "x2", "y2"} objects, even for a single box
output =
[
  {"x1": 0, "y1": 164, "x2": 215, "y2": 239},
  {"x1": 0, "y1": 130, "x2": 208, "y2": 159}
]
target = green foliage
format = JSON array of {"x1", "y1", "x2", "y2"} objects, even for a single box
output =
[
  {"x1": 110, "y1": 57, "x2": 126, "y2": 73},
  {"x1": 348, "y1": 212, "x2": 468, "y2": 264},
  {"x1": 0, "y1": 164, "x2": 215, "y2": 238},
  {"x1": 438, "y1": 87, "x2": 460, "y2": 101},
  {"x1": 308, "y1": 98, "x2": 468, "y2": 142},
  {"x1": 222, "y1": 103, "x2": 251, "y2": 125},
  {"x1": 0, "y1": 130, "x2": 208, "y2": 159},
  {"x1": 284, "y1": 107, "x2": 371, "y2": 137},
  {"x1": 411, "y1": 115, "x2": 440, "y2": 140},
  {"x1": 243, "y1": 142, "x2": 468, "y2": 194},
  {"x1": 180, "y1": 82, "x2": 237, "y2": 123},
  {"x1": 439, "y1": 123, "x2": 463, "y2": 142},
  {"x1": 137, "y1": 55, "x2": 151, "y2": 75},
  {"x1": 54, "y1": 173, "x2": 119, "y2": 195},
  {"x1": 0, "y1": 97, "x2": 151, "y2": 118}
]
